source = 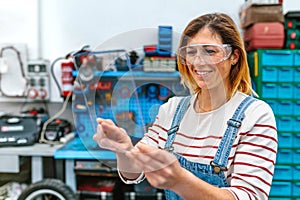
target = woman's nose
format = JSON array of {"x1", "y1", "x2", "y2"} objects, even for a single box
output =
[{"x1": 191, "y1": 55, "x2": 208, "y2": 66}]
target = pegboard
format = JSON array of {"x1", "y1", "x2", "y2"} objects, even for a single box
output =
[{"x1": 72, "y1": 71, "x2": 188, "y2": 149}]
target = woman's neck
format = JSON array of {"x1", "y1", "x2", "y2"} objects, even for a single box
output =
[{"x1": 196, "y1": 87, "x2": 230, "y2": 113}]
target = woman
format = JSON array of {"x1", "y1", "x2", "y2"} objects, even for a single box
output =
[{"x1": 93, "y1": 13, "x2": 277, "y2": 200}]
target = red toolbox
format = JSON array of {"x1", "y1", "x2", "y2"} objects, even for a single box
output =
[{"x1": 244, "y1": 22, "x2": 285, "y2": 51}]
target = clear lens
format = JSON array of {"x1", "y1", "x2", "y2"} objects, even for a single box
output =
[{"x1": 178, "y1": 44, "x2": 232, "y2": 65}]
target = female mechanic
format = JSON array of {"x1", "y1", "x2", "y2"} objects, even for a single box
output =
[{"x1": 93, "y1": 12, "x2": 277, "y2": 200}]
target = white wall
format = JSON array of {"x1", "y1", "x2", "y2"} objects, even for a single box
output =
[
  {"x1": 0, "y1": 0, "x2": 39, "y2": 58},
  {"x1": 40, "y1": 0, "x2": 244, "y2": 59},
  {"x1": 1, "y1": 0, "x2": 300, "y2": 102}
]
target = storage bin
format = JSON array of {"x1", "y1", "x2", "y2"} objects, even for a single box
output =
[
  {"x1": 261, "y1": 50, "x2": 294, "y2": 66},
  {"x1": 294, "y1": 84, "x2": 300, "y2": 98},
  {"x1": 285, "y1": 11, "x2": 300, "y2": 29},
  {"x1": 285, "y1": 40, "x2": 300, "y2": 50},
  {"x1": 286, "y1": 29, "x2": 300, "y2": 40},
  {"x1": 278, "y1": 67, "x2": 294, "y2": 82},
  {"x1": 266, "y1": 100, "x2": 278, "y2": 114},
  {"x1": 277, "y1": 117, "x2": 293, "y2": 132},
  {"x1": 159, "y1": 38, "x2": 172, "y2": 44},
  {"x1": 262, "y1": 67, "x2": 278, "y2": 82},
  {"x1": 278, "y1": 84, "x2": 293, "y2": 99},
  {"x1": 293, "y1": 117, "x2": 300, "y2": 132},
  {"x1": 158, "y1": 26, "x2": 172, "y2": 56},
  {"x1": 143, "y1": 45, "x2": 157, "y2": 56},
  {"x1": 294, "y1": 134, "x2": 300, "y2": 148},
  {"x1": 294, "y1": 166, "x2": 300, "y2": 180},
  {"x1": 269, "y1": 181, "x2": 292, "y2": 196},
  {"x1": 278, "y1": 133, "x2": 293, "y2": 148},
  {"x1": 157, "y1": 44, "x2": 172, "y2": 52},
  {"x1": 293, "y1": 166, "x2": 300, "y2": 181},
  {"x1": 294, "y1": 67, "x2": 300, "y2": 82},
  {"x1": 294, "y1": 101, "x2": 300, "y2": 115},
  {"x1": 293, "y1": 150, "x2": 300, "y2": 164},
  {"x1": 276, "y1": 149, "x2": 293, "y2": 164},
  {"x1": 262, "y1": 83, "x2": 277, "y2": 98},
  {"x1": 293, "y1": 182, "x2": 300, "y2": 196},
  {"x1": 294, "y1": 51, "x2": 300, "y2": 66},
  {"x1": 278, "y1": 101, "x2": 293, "y2": 115},
  {"x1": 158, "y1": 26, "x2": 172, "y2": 36},
  {"x1": 273, "y1": 165, "x2": 293, "y2": 180}
]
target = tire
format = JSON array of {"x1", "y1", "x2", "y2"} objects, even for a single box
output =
[{"x1": 17, "y1": 178, "x2": 77, "y2": 200}]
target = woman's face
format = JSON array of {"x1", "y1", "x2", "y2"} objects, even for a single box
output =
[{"x1": 185, "y1": 28, "x2": 235, "y2": 91}]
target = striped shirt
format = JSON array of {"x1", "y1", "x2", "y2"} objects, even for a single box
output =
[{"x1": 141, "y1": 91, "x2": 278, "y2": 200}]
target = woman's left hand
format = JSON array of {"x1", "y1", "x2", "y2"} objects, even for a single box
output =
[{"x1": 125, "y1": 142, "x2": 185, "y2": 190}]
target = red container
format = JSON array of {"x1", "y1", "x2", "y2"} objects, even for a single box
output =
[
  {"x1": 144, "y1": 45, "x2": 157, "y2": 56},
  {"x1": 244, "y1": 22, "x2": 285, "y2": 51}
]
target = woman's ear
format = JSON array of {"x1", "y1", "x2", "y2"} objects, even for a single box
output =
[{"x1": 231, "y1": 49, "x2": 240, "y2": 65}]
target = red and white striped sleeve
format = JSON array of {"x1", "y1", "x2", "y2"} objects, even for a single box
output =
[{"x1": 225, "y1": 100, "x2": 278, "y2": 200}]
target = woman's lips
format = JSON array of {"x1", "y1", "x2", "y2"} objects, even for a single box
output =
[{"x1": 194, "y1": 69, "x2": 213, "y2": 78}]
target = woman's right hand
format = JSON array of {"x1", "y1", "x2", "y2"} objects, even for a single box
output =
[{"x1": 93, "y1": 118, "x2": 133, "y2": 153}]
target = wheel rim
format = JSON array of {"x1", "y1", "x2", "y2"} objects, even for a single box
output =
[{"x1": 24, "y1": 189, "x2": 66, "y2": 200}]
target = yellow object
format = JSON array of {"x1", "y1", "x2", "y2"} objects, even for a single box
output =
[{"x1": 254, "y1": 51, "x2": 258, "y2": 77}]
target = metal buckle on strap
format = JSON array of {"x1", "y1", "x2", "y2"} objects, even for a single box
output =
[
  {"x1": 227, "y1": 118, "x2": 242, "y2": 128},
  {"x1": 210, "y1": 161, "x2": 228, "y2": 174},
  {"x1": 165, "y1": 145, "x2": 174, "y2": 152},
  {"x1": 167, "y1": 125, "x2": 179, "y2": 135}
]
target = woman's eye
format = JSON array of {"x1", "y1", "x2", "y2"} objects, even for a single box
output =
[
  {"x1": 205, "y1": 49, "x2": 216, "y2": 55},
  {"x1": 187, "y1": 49, "x2": 197, "y2": 56}
]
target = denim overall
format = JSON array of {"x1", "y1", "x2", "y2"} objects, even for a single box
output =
[{"x1": 164, "y1": 95, "x2": 256, "y2": 199}]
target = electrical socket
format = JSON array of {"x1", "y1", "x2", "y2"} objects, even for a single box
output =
[{"x1": 26, "y1": 60, "x2": 51, "y2": 101}]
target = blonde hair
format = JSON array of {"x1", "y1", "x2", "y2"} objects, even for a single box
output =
[{"x1": 177, "y1": 13, "x2": 253, "y2": 97}]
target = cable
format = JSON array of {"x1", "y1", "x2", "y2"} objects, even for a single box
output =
[
  {"x1": 50, "y1": 57, "x2": 64, "y2": 96},
  {"x1": 0, "y1": 46, "x2": 28, "y2": 98},
  {"x1": 39, "y1": 90, "x2": 72, "y2": 145}
]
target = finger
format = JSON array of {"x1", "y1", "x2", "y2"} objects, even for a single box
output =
[
  {"x1": 135, "y1": 142, "x2": 156, "y2": 153},
  {"x1": 93, "y1": 132, "x2": 108, "y2": 145},
  {"x1": 136, "y1": 143, "x2": 176, "y2": 163},
  {"x1": 97, "y1": 118, "x2": 115, "y2": 125},
  {"x1": 96, "y1": 118, "x2": 103, "y2": 124},
  {"x1": 127, "y1": 148, "x2": 173, "y2": 172},
  {"x1": 97, "y1": 122, "x2": 123, "y2": 138},
  {"x1": 95, "y1": 138, "x2": 123, "y2": 153},
  {"x1": 101, "y1": 122, "x2": 127, "y2": 141},
  {"x1": 99, "y1": 122, "x2": 128, "y2": 140},
  {"x1": 94, "y1": 124, "x2": 108, "y2": 142},
  {"x1": 133, "y1": 152, "x2": 167, "y2": 173},
  {"x1": 125, "y1": 151, "x2": 153, "y2": 172},
  {"x1": 119, "y1": 127, "x2": 127, "y2": 134}
]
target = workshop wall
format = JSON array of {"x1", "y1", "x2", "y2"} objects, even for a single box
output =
[
  {"x1": 0, "y1": 0, "x2": 39, "y2": 58},
  {"x1": 40, "y1": 0, "x2": 247, "y2": 102},
  {"x1": 1, "y1": 0, "x2": 300, "y2": 103}
]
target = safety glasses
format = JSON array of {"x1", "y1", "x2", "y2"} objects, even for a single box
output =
[{"x1": 178, "y1": 44, "x2": 232, "y2": 65}]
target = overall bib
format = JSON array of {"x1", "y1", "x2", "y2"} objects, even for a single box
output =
[{"x1": 163, "y1": 95, "x2": 256, "y2": 200}]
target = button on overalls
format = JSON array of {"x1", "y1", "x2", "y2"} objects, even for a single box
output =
[{"x1": 164, "y1": 95, "x2": 256, "y2": 199}]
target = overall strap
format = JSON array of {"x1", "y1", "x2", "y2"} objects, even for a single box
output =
[
  {"x1": 164, "y1": 96, "x2": 191, "y2": 152},
  {"x1": 210, "y1": 96, "x2": 256, "y2": 173}
]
